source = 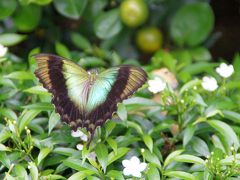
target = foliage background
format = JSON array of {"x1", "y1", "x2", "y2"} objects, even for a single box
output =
[{"x1": 0, "y1": 0, "x2": 240, "y2": 179}]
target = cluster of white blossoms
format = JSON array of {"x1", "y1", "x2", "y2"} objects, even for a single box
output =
[
  {"x1": 148, "y1": 63, "x2": 234, "y2": 93},
  {"x1": 0, "y1": 44, "x2": 8, "y2": 57},
  {"x1": 71, "y1": 129, "x2": 88, "y2": 150},
  {"x1": 122, "y1": 156, "x2": 147, "y2": 178},
  {"x1": 201, "y1": 63, "x2": 234, "y2": 91}
]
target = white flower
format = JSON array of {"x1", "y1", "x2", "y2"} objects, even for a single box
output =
[
  {"x1": 148, "y1": 77, "x2": 166, "y2": 94},
  {"x1": 122, "y1": 156, "x2": 147, "y2": 178},
  {"x1": 76, "y1": 144, "x2": 83, "y2": 151},
  {"x1": 216, "y1": 63, "x2": 234, "y2": 78},
  {"x1": 201, "y1": 76, "x2": 218, "y2": 91},
  {"x1": 81, "y1": 134, "x2": 88, "y2": 142},
  {"x1": 0, "y1": 44, "x2": 8, "y2": 57},
  {"x1": 71, "y1": 129, "x2": 84, "y2": 137},
  {"x1": 71, "y1": 129, "x2": 88, "y2": 142},
  {"x1": 87, "y1": 152, "x2": 96, "y2": 161}
]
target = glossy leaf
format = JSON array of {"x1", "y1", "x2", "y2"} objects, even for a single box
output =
[
  {"x1": 4, "y1": 71, "x2": 34, "y2": 80},
  {"x1": 94, "y1": 9, "x2": 122, "y2": 39},
  {"x1": 174, "y1": 154, "x2": 205, "y2": 165},
  {"x1": 13, "y1": 4, "x2": 41, "y2": 32},
  {"x1": 164, "y1": 149, "x2": 184, "y2": 168},
  {"x1": 28, "y1": 162, "x2": 38, "y2": 180},
  {"x1": 37, "y1": 147, "x2": 51, "y2": 165},
  {"x1": 170, "y1": 2, "x2": 214, "y2": 46},
  {"x1": 55, "y1": 42, "x2": 71, "y2": 59},
  {"x1": 0, "y1": 0, "x2": 17, "y2": 19},
  {"x1": 208, "y1": 120, "x2": 239, "y2": 150},
  {"x1": 95, "y1": 143, "x2": 108, "y2": 173},
  {"x1": 18, "y1": 109, "x2": 41, "y2": 133},
  {"x1": 165, "y1": 171, "x2": 195, "y2": 180},
  {"x1": 71, "y1": 33, "x2": 92, "y2": 51},
  {"x1": 147, "y1": 164, "x2": 161, "y2": 180},
  {"x1": 48, "y1": 111, "x2": 60, "y2": 134},
  {"x1": 107, "y1": 147, "x2": 129, "y2": 165},
  {"x1": 53, "y1": 0, "x2": 87, "y2": 19},
  {"x1": 143, "y1": 134, "x2": 153, "y2": 153}
]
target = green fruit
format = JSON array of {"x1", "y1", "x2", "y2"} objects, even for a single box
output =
[
  {"x1": 120, "y1": 0, "x2": 148, "y2": 27},
  {"x1": 136, "y1": 27, "x2": 163, "y2": 53}
]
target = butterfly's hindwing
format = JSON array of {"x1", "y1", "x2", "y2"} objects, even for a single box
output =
[{"x1": 34, "y1": 54, "x2": 147, "y2": 134}]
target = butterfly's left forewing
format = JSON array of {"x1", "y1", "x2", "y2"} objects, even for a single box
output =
[{"x1": 34, "y1": 54, "x2": 89, "y2": 130}]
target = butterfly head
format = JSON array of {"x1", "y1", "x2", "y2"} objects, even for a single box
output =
[
  {"x1": 87, "y1": 69, "x2": 99, "y2": 84},
  {"x1": 88, "y1": 69, "x2": 99, "y2": 75}
]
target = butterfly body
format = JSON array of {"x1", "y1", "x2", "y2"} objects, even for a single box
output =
[{"x1": 34, "y1": 54, "x2": 147, "y2": 135}]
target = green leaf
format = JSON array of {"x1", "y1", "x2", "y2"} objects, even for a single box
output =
[
  {"x1": 24, "y1": 86, "x2": 50, "y2": 96},
  {"x1": 68, "y1": 170, "x2": 96, "y2": 180},
  {"x1": 55, "y1": 42, "x2": 71, "y2": 59},
  {"x1": 14, "y1": 164, "x2": 28, "y2": 179},
  {"x1": 71, "y1": 33, "x2": 92, "y2": 51},
  {"x1": 222, "y1": 110, "x2": 240, "y2": 124},
  {"x1": 22, "y1": 103, "x2": 53, "y2": 111},
  {"x1": 106, "y1": 138, "x2": 117, "y2": 155},
  {"x1": 0, "y1": 33, "x2": 27, "y2": 46},
  {"x1": 211, "y1": 135, "x2": 226, "y2": 153},
  {"x1": 29, "y1": 0, "x2": 52, "y2": 5},
  {"x1": 191, "y1": 137, "x2": 210, "y2": 157},
  {"x1": 0, "y1": 143, "x2": 11, "y2": 151},
  {"x1": 107, "y1": 147, "x2": 129, "y2": 165},
  {"x1": 174, "y1": 154, "x2": 205, "y2": 165},
  {"x1": 180, "y1": 79, "x2": 201, "y2": 94},
  {"x1": 0, "y1": 152, "x2": 11, "y2": 168},
  {"x1": 183, "y1": 125, "x2": 195, "y2": 146},
  {"x1": 79, "y1": 57, "x2": 106, "y2": 67},
  {"x1": 170, "y1": 2, "x2": 214, "y2": 46},
  {"x1": 4, "y1": 71, "x2": 34, "y2": 80},
  {"x1": 94, "y1": 9, "x2": 122, "y2": 39},
  {"x1": 37, "y1": 147, "x2": 51, "y2": 165},
  {"x1": 53, "y1": 147, "x2": 78, "y2": 156},
  {"x1": 142, "y1": 149, "x2": 161, "y2": 169},
  {"x1": 18, "y1": 109, "x2": 41, "y2": 133},
  {"x1": 208, "y1": 120, "x2": 239, "y2": 150},
  {"x1": 95, "y1": 143, "x2": 108, "y2": 173},
  {"x1": 165, "y1": 171, "x2": 195, "y2": 180},
  {"x1": 233, "y1": 53, "x2": 240, "y2": 75},
  {"x1": 164, "y1": 149, "x2": 184, "y2": 168},
  {"x1": 63, "y1": 158, "x2": 98, "y2": 173},
  {"x1": 182, "y1": 62, "x2": 216, "y2": 75},
  {"x1": 147, "y1": 164, "x2": 161, "y2": 180},
  {"x1": 13, "y1": 4, "x2": 41, "y2": 32},
  {"x1": 126, "y1": 121, "x2": 143, "y2": 135},
  {"x1": 190, "y1": 47, "x2": 211, "y2": 61},
  {"x1": 0, "y1": 108, "x2": 17, "y2": 120},
  {"x1": 28, "y1": 162, "x2": 38, "y2": 180},
  {"x1": 107, "y1": 170, "x2": 124, "y2": 180},
  {"x1": 0, "y1": 0, "x2": 17, "y2": 19},
  {"x1": 143, "y1": 134, "x2": 153, "y2": 153},
  {"x1": 53, "y1": 0, "x2": 87, "y2": 19},
  {"x1": 117, "y1": 103, "x2": 127, "y2": 121},
  {"x1": 104, "y1": 121, "x2": 116, "y2": 137},
  {"x1": 0, "y1": 129, "x2": 11, "y2": 143},
  {"x1": 48, "y1": 112, "x2": 60, "y2": 134},
  {"x1": 123, "y1": 97, "x2": 157, "y2": 106},
  {"x1": 151, "y1": 50, "x2": 176, "y2": 71}
]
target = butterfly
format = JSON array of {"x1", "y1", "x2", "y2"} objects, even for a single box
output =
[{"x1": 34, "y1": 53, "x2": 147, "y2": 139}]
